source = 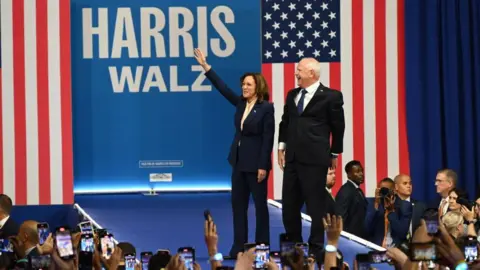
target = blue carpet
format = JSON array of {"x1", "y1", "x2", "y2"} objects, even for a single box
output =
[{"x1": 74, "y1": 193, "x2": 392, "y2": 269}]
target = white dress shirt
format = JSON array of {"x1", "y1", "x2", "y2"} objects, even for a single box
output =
[{"x1": 278, "y1": 80, "x2": 320, "y2": 151}]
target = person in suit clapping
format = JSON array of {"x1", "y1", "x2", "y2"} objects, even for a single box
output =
[{"x1": 194, "y1": 49, "x2": 275, "y2": 258}]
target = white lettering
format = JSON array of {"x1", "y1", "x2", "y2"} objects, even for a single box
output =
[
  {"x1": 210, "y1": 6, "x2": 235, "y2": 57},
  {"x1": 169, "y1": 8, "x2": 194, "y2": 58},
  {"x1": 108, "y1": 65, "x2": 212, "y2": 93},
  {"x1": 196, "y1": 7, "x2": 208, "y2": 57},
  {"x1": 83, "y1": 6, "x2": 236, "y2": 59},
  {"x1": 169, "y1": 66, "x2": 189, "y2": 92},
  {"x1": 109, "y1": 66, "x2": 143, "y2": 93},
  {"x1": 143, "y1": 66, "x2": 168, "y2": 92},
  {"x1": 111, "y1": 8, "x2": 139, "y2": 58},
  {"x1": 140, "y1": 8, "x2": 166, "y2": 58},
  {"x1": 191, "y1": 65, "x2": 212, "y2": 91},
  {"x1": 82, "y1": 8, "x2": 109, "y2": 58}
]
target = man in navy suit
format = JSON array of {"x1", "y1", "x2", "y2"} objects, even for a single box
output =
[
  {"x1": 364, "y1": 178, "x2": 412, "y2": 247},
  {"x1": 394, "y1": 174, "x2": 427, "y2": 239},
  {"x1": 194, "y1": 49, "x2": 275, "y2": 258},
  {"x1": 278, "y1": 58, "x2": 345, "y2": 257}
]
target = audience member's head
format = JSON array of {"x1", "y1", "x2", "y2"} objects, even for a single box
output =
[
  {"x1": 148, "y1": 251, "x2": 172, "y2": 270},
  {"x1": 345, "y1": 160, "x2": 364, "y2": 185},
  {"x1": 448, "y1": 188, "x2": 469, "y2": 211},
  {"x1": 441, "y1": 211, "x2": 464, "y2": 239},
  {"x1": 326, "y1": 167, "x2": 336, "y2": 189},
  {"x1": 379, "y1": 177, "x2": 394, "y2": 190},
  {"x1": 0, "y1": 194, "x2": 13, "y2": 219},
  {"x1": 435, "y1": 169, "x2": 457, "y2": 198},
  {"x1": 394, "y1": 174, "x2": 412, "y2": 200},
  {"x1": 14, "y1": 220, "x2": 39, "y2": 258}
]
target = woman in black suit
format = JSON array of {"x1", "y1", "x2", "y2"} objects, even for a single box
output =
[{"x1": 194, "y1": 48, "x2": 275, "y2": 257}]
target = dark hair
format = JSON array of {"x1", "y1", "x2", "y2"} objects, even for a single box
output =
[
  {"x1": 380, "y1": 177, "x2": 394, "y2": 185},
  {"x1": 240, "y1": 73, "x2": 270, "y2": 102},
  {"x1": 0, "y1": 194, "x2": 12, "y2": 215},
  {"x1": 449, "y1": 187, "x2": 468, "y2": 199},
  {"x1": 344, "y1": 160, "x2": 362, "y2": 174}
]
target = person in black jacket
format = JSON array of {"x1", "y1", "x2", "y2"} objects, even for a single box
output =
[
  {"x1": 0, "y1": 194, "x2": 19, "y2": 239},
  {"x1": 335, "y1": 160, "x2": 367, "y2": 238},
  {"x1": 194, "y1": 49, "x2": 275, "y2": 258}
]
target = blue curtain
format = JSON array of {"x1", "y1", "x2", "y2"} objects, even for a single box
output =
[{"x1": 405, "y1": 0, "x2": 480, "y2": 202}]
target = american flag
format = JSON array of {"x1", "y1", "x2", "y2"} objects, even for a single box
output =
[
  {"x1": 0, "y1": 0, "x2": 74, "y2": 205},
  {"x1": 262, "y1": 0, "x2": 410, "y2": 199}
]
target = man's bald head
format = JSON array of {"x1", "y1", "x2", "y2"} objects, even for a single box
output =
[
  {"x1": 296, "y1": 58, "x2": 321, "y2": 88},
  {"x1": 18, "y1": 220, "x2": 39, "y2": 244},
  {"x1": 394, "y1": 174, "x2": 412, "y2": 199}
]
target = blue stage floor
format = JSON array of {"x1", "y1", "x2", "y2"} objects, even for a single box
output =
[{"x1": 74, "y1": 193, "x2": 392, "y2": 269}]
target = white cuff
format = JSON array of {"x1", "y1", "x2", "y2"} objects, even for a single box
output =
[{"x1": 278, "y1": 142, "x2": 286, "y2": 150}]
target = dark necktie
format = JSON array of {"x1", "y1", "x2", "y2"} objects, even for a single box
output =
[{"x1": 297, "y1": 89, "x2": 307, "y2": 114}]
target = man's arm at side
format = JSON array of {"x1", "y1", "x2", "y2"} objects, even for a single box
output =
[
  {"x1": 278, "y1": 91, "x2": 292, "y2": 150},
  {"x1": 328, "y1": 90, "x2": 345, "y2": 154},
  {"x1": 335, "y1": 188, "x2": 350, "y2": 221}
]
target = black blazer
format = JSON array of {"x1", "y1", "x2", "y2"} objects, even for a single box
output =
[
  {"x1": 0, "y1": 217, "x2": 19, "y2": 239},
  {"x1": 410, "y1": 199, "x2": 427, "y2": 234},
  {"x1": 279, "y1": 84, "x2": 345, "y2": 166},
  {"x1": 325, "y1": 190, "x2": 336, "y2": 216},
  {"x1": 205, "y1": 69, "x2": 275, "y2": 172},
  {"x1": 335, "y1": 181, "x2": 367, "y2": 238}
]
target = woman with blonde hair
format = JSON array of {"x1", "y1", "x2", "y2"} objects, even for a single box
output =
[{"x1": 194, "y1": 48, "x2": 275, "y2": 258}]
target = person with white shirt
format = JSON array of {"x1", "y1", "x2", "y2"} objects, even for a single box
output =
[
  {"x1": 434, "y1": 169, "x2": 457, "y2": 217},
  {"x1": 277, "y1": 57, "x2": 345, "y2": 257},
  {"x1": 394, "y1": 174, "x2": 426, "y2": 240}
]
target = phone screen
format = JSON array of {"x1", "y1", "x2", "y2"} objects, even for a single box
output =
[
  {"x1": 0, "y1": 239, "x2": 13, "y2": 252},
  {"x1": 81, "y1": 234, "x2": 94, "y2": 252},
  {"x1": 178, "y1": 247, "x2": 194, "y2": 270},
  {"x1": 410, "y1": 242, "x2": 437, "y2": 261},
  {"x1": 29, "y1": 255, "x2": 51, "y2": 269},
  {"x1": 270, "y1": 251, "x2": 282, "y2": 269},
  {"x1": 254, "y1": 243, "x2": 270, "y2": 269},
  {"x1": 369, "y1": 251, "x2": 389, "y2": 263},
  {"x1": 356, "y1": 254, "x2": 370, "y2": 270},
  {"x1": 100, "y1": 234, "x2": 115, "y2": 259},
  {"x1": 37, "y1": 223, "x2": 50, "y2": 245},
  {"x1": 124, "y1": 254, "x2": 136, "y2": 270},
  {"x1": 465, "y1": 238, "x2": 478, "y2": 263},
  {"x1": 141, "y1": 252, "x2": 153, "y2": 270},
  {"x1": 55, "y1": 228, "x2": 74, "y2": 258}
]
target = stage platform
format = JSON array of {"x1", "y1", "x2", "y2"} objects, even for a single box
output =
[{"x1": 73, "y1": 192, "x2": 393, "y2": 269}]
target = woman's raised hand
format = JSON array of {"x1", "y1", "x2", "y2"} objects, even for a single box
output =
[{"x1": 194, "y1": 48, "x2": 207, "y2": 66}]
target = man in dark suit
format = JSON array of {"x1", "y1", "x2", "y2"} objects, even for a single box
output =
[
  {"x1": 0, "y1": 194, "x2": 19, "y2": 239},
  {"x1": 394, "y1": 174, "x2": 427, "y2": 238},
  {"x1": 335, "y1": 160, "x2": 367, "y2": 238},
  {"x1": 365, "y1": 178, "x2": 412, "y2": 247},
  {"x1": 278, "y1": 57, "x2": 345, "y2": 256}
]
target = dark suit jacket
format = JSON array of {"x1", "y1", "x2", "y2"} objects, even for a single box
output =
[
  {"x1": 205, "y1": 69, "x2": 275, "y2": 172},
  {"x1": 335, "y1": 181, "x2": 367, "y2": 238},
  {"x1": 410, "y1": 199, "x2": 427, "y2": 234},
  {"x1": 0, "y1": 217, "x2": 19, "y2": 239},
  {"x1": 278, "y1": 83, "x2": 345, "y2": 166},
  {"x1": 364, "y1": 196, "x2": 412, "y2": 246},
  {"x1": 325, "y1": 190, "x2": 336, "y2": 216}
]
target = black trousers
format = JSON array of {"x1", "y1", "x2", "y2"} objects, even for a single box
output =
[
  {"x1": 281, "y1": 159, "x2": 328, "y2": 247},
  {"x1": 230, "y1": 167, "x2": 270, "y2": 255}
]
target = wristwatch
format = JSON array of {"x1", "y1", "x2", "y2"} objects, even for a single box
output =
[
  {"x1": 209, "y1": 253, "x2": 223, "y2": 262},
  {"x1": 325, "y1": 244, "x2": 337, "y2": 253}
]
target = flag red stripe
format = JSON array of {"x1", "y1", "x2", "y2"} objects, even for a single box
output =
[
  {"x1": 283, "y1": 64, "x2": 295, "y2": 101},
  {"x1": 0, "y1": 68, "x2": 3, "y2": 194},
  {"x1": 12, "y1": 0, "x2": 27, "y2": 205},
  {"x1": 262, "y1": 63, "x2": 274, "y2": 199},
  {"x1": 60, "y1": 0, "x2": 74, "y2": 204},
  {"x1": 351, "y1": 0, "x2": 366, "y2": 192},
  {"x1": 397, "y1": 0, "x2": 409, "y2": 175},
  {"x1": 374, "y1": 0, "x2": 388, "y2": 183},
  {"x1": 329, "y1": 62, "x2": 342, "y2": 194},
  {"x1": 36, "y1": 0, "x2": 52, "y2": 205}
]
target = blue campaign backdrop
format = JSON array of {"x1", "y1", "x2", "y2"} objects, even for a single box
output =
[{"x1": 70, "y1": 0, "x2": 261, "y2": 192}]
